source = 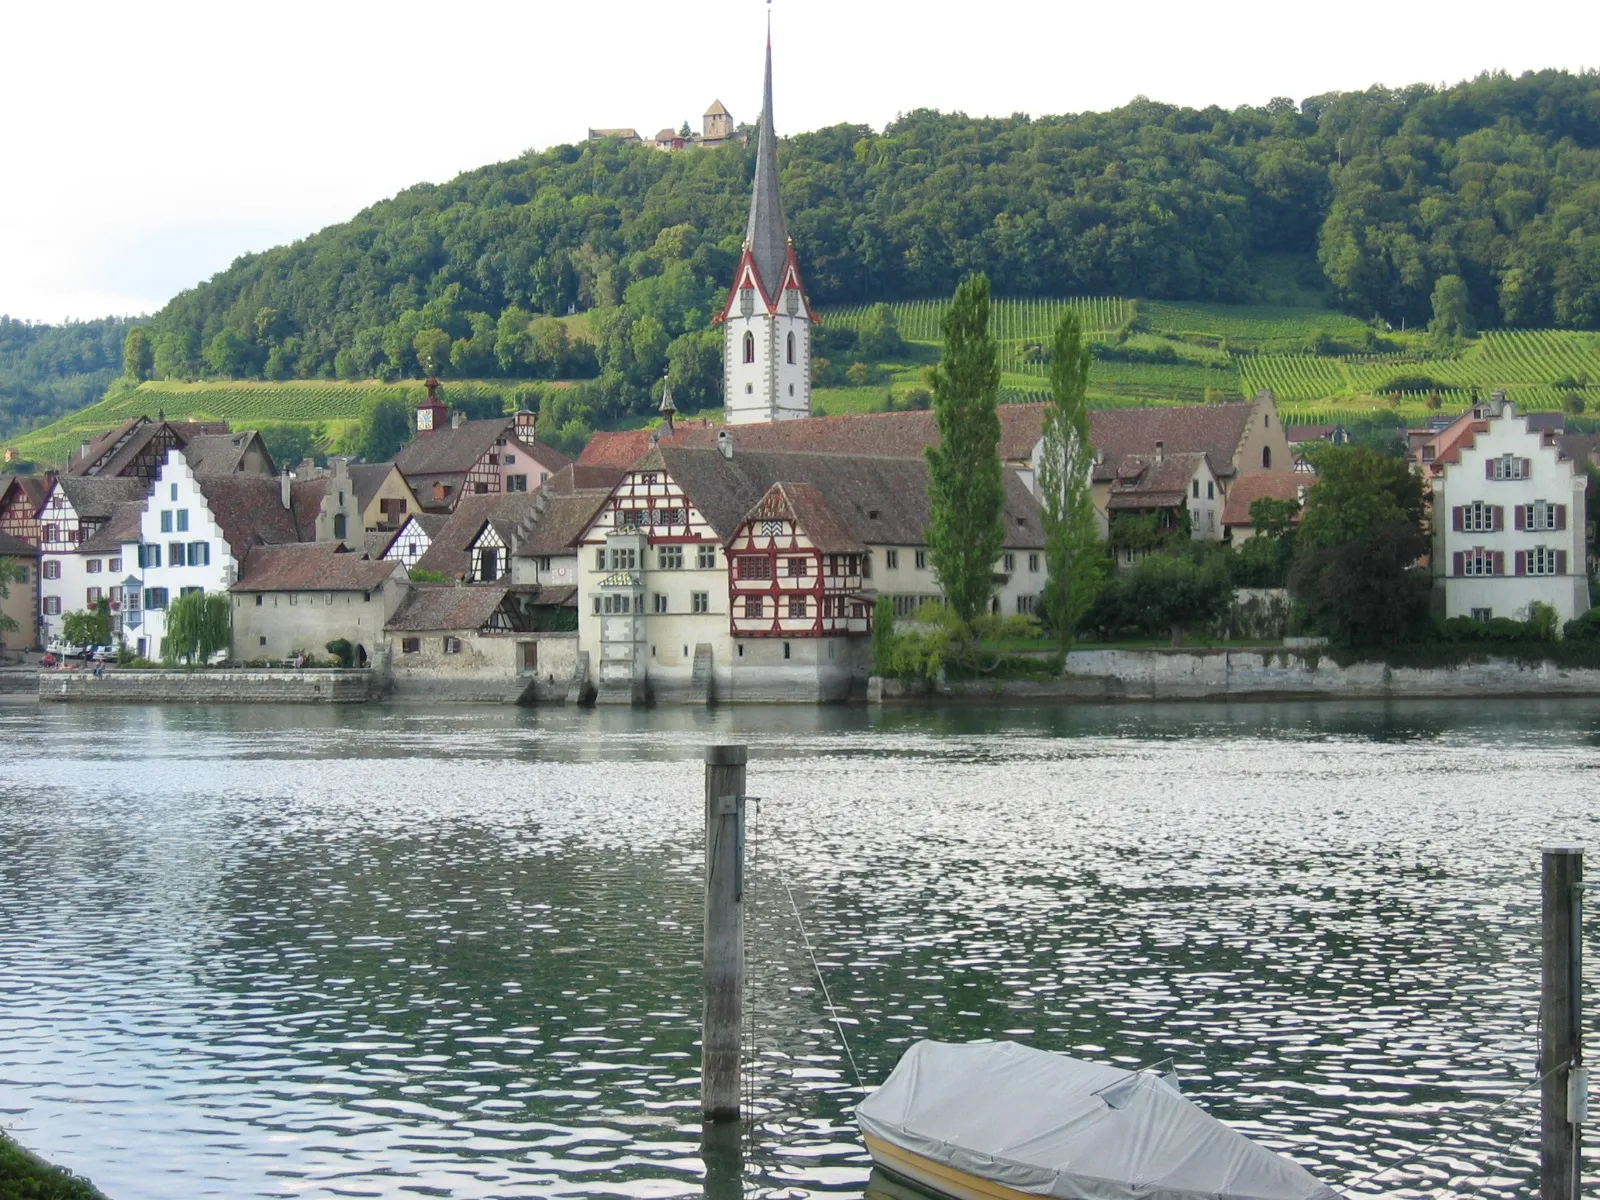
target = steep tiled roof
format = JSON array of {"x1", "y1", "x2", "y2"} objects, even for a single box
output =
[
  {"x1": 386, "y1": 585, "x2": 511, "y2": 632},
  {"x1": 542, "y1": 462, "x2": 628, "y2": 493},
  {"x1": 1557, "y1": 433, "x2": 1600, "y2": 466},
  {"x1": 1221, "y1": 472, "x2": 1313, "y2": 527},
  {"x1": 56, "y1": 476, "x2": 147, "y2": 520},
  {"x1": 80, "y1": 419, "x2": 230, "y2": 478},
  {"x1": 0, "y1": 530, "x2": 38, "y2": 558},
  {"x1": 195, "y1": 475, "x2": 304, "y2": 560},
  {"x1": 745, "y1": 482, "x2": 864, "y2": 553},
  {"x1": 648, "y1": 447, "x2": 1045, "y2": 549},
  {"x1": 1088, "y1": 405, "x2": 1250, "y2": 482},
  {"x1": 0, "y1": 473, "x2": 50, "y2": 518},
  {"x1": 232, "y1": 541, "x2": 398, "y2": 592},
  {"x1": 78, "y1": 500, "x2": 144, "y2": 553},
  {"x1": 517, "y1": 490, "x2": 612, "y2": 558},
  {"x1": 1104, "y1": 453, "x2": 1206, "y2": 511},
  {"x1": 67, "y1": 418, "x2": 143, "y2": 474},
  {"x1": 1287, "y1": 424, "x2": 1339, "y2": 444},
  {"x1": 394, "y1": 418, "x2": 510, "y2": 478},
  {"x1": 183, "y1": 431, "x2": 267, "y2": 476},
  {"x1": 412, "y1": 493, "x2": 543, "y2": 579},
  {"x1": 290, "y1": 477, "x2": 327, "y2": 535},
  {"x1": 348, "y1": 463, "x2": 402, "y2": 513}
]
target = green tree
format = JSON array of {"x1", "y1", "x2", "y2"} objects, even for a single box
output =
[
  {"x1": 62, "y1": 599, "x2": 112, "y2": 650},
  {"x1": 412, "y1": 328, "x2": 451, "y2": 375},
  {"x1": 495, "y1": 306, "x2": 532, "y2": 372},
  {"x1": 122, "y1": 327, "x2": 153, "y2": 381},
  {"x1": 1428, "y1": 274, "x2": 1475, "y2": 342},
  {"x1": 204, "y1": 329, "x2": 251, "y2": 376},
  {"x1": 528, "y1": 317, "x2": 571, "y2": 377},
  {"x1": 356, "y1": 396, "x2": 413, "y2": 462},
  {"x1": 0, "y1": 557, "x2": 24, "y2": 636},
  {"x1": 1038, "y1": 311, "x2": 1103, "y2": 650},
  {"x1": 161, "y1": 590, "x2": 231, "y2": 665},
  {"x1": 857, "y1": 303, "x2": 905, "y2": 360},
  {"x1": 925, "y1": 273, "x2": 1004, "y2": 632},
  {"x1": 1296, "y1": 445, "x2": 1424, "y2": 548},
  {"x1": 871, "y1": 595, "x2": 896, "y2": 676},
  {"x1": 1122, "y1": 551, "x2": 1233, "y2": 648}
]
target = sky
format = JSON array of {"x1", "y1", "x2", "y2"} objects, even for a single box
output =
[{"x1": 4, "y1": 0, "x2": 1596, "y2": 325}]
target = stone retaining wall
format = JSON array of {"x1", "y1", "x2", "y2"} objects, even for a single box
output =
[
  {"x1": 872, "y1": 648, "x2": 1600, "y2": 703},
  {"x1": 39, "y1": 668, "x2": 376, "y2": 704},
  {"x1": 0, "y1": 668, "x2": 39, "y2": 696}
]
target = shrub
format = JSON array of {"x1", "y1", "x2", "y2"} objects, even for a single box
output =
[
  {"x1": 1527, "y1": 601, "x2": 1560, "y2": 643},
  {"x1": 1564, "y1": 607, "x2": 1600, "y2": 641}
]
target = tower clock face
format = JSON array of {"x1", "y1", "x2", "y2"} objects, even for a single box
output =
[{"x1": 418, "y1": 408, "x2": 433, "y2": 430}]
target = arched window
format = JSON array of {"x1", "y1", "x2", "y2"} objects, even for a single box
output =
[
  {"x1": 1262, "y1": 446, "x2": 1272, "y2": 469},
  {"x1": 786, "y1": 332, "x2": 795, "y2": 364},
  {"x1": 743, "y1": 331, "x2": 755, "y2": 364},
  {"x1": 333, "y1": 513, "x2": 347, "y2": 540}
]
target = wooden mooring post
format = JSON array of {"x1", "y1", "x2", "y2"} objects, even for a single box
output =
[
  {"x1": 1542, "y1": 845, "x2": 1586, "y2": 1200},
  {"x1": 703, "y1": 744, "x2": 747, "y2": 1123}
]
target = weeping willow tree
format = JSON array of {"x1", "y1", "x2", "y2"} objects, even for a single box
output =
[{"x1": 161, "y1": 591, "x2": 231, "y2": 666}]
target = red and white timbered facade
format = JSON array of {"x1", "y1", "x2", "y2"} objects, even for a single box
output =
[{"x1": 726, "y1": 484, "x2": 869, "y2": 639}]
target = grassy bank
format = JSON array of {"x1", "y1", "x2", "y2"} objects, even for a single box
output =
[{"x1": 0, "y1": 1128, "x2": 106, "y2": 1200}]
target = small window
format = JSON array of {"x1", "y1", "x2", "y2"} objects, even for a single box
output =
[
  {"x1": 786, "y1": 331, "x2": 795, "y2": 364},
  {"x1": 915, "y1": 550, "x2": 927, "y2": 570},
  {"x1": 736, "y1": 556, "x2": 772, "y2": 580},
  {"x1": 1471, "y1": 608, "x2": 1492, "y2": 622},
  {"x1": 325, "y1": 593, "x2": 334, "y2": 605},
  {"x1": 653, "y1": 593, "x2": 668, "y2": 614},
  {"x1": 783, "y1": 641, "x2": 792, "y2": 659},
  {"x1": 259, "y1": 636, "x2": 267, "y2": 646},
  {"x1": 170, "y1": 484, "x2": 178, "y2": 502},
  {"x1": 474, "y1": 482, "x2": 489, "y2": 495},
  {"x1": 86, "y1": 558, "x2": 102, "y2": 574},
  {"x1": 160, "y1": 511, "x2": 172, "y2": 533},
  {"x1": 43, "y1": 559, "x2": 60, "y2": 580},
  {"x1": 593, "y1": 597, "x2": 602, "y2": 615},
  {"x1": 42, "y1": 596, "x2": 61, "y2": 616},
  {"x1": 333, "y1": 513, "x2": 347, "y2": 540},
  {"x1": 289, "y1": 594, "x2": 298, "y2": 606},
  {"x1": 1192, "y1": 479, "x2": 1199, "y2": 498},
  {"x1": 744, "y1": 595, "x2": 765, "y2": 619},
  {"x1": 743, "y1": 331, "x2": 755, "y2": 364},
  {"x1": 659, "y1": 545, "x2": 684, "y2": 570},
  {"x1": 786, "y1": 557, "x2": 809, "y2": 577},
  {"x1": 1206, "y1": 481, "x2": 1214, "y2": 500},
  {"x1": 255, "y1": 595, "x2": 263, "y2": 607},
  {"x1": 170, "y1": 542, "x2": 185, "y2": 567},
  {"x1": 698, "y1": 544, "x2": 716, "y2": 569},
  {"x1": 1028, "y1": 553, "x2": 1040, "y2": 573},
  {"x1": 443, "y1": 637, "x2": 462, "y2": 654},
  {"x1": 109, "y1": 557, "x2": 121, "y2": 573},
  {"x1": 1003, "y1": 553, "x2": 1015, "y2": 573},
  {"x1": 177, "y1": 509, "x2": 189, "y2": 532},
  {"x1": 885, "y1": 549, "x2": 899, "y2": 570},
  {"x1": 788, "y1": 595, "x2": 807, "y2": 618},
  {"x1": 189, "y1": 542, "x2": 209, "y2": 567},
  {"x1": 692, "y1": 591, "x2": 709, "y2": 613},
  {"x1": 402, "y1": 637, "x2": 421, "y2": 654},
  {"x1": 596, "y1": 549, "x2": 606, "y2": 570},
  {"x1": 1262, "y1": 446, "x2": 1272, "y2": 469}
]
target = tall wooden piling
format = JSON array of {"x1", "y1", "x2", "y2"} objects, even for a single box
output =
[
  {"x1": 703, "y1": 744, "x2": 747, "y2": 1123},
  {"x1": 1542, "y1": 845, "x2": 1583, "y2": 1200}
]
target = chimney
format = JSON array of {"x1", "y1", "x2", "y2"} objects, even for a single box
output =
[
  {"x1": 279, "y1": 467, "x2": 291, "y2": 510},
  {"x1": 79, "y1": 440, "x2": 92, "y2": 465},
  {"x1": 1154, "y1": 440, "x2": 1164, "y2": 462},
  {"x1": 717, "y1": 429, "x2": 733, "y2": 460},
  {"x1": 452, "y1": 411, "x2": 467, "y2": 430}
]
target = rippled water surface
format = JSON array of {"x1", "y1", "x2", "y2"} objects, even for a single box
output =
[{"x1": 3, "y1": 700, "x2": 1600, "y2": 1198}]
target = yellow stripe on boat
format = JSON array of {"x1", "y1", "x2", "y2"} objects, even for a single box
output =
[{"x1": 864, "y1": 1133, "x2": 1048, "y2": 1200}]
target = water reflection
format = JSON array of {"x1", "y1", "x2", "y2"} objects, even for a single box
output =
[{"x1": 1, "y1": 699, "x2": 1597, "y2": 1198}]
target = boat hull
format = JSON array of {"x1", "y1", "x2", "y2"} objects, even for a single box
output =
[{"x1": 864, "y1": 1133, "x2": 1050, "y2": 1200}]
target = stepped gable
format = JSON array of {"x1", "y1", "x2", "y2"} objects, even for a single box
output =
[
  {"x1": 1086, "y1": 404, "x2": 1253, "y2": 483},
  {"x1": 233, "y1": 541, "x2": 398, "y2": 592},
  {"x1": 386, "y1": 585, "x2": 511, "y2": 633},
  {"x1": 193, "y1": 475, "x2": 304, "y2": 560},
  {"x1": 56, "y1": 475, "x2": 147, "y2": 520},
  {"x1": 1222, "y1": 471, "x2": 1313, "y2": 528},
  {"x1": 1104, "y1": 453, "x2": 1208, "y2": 512},
  {"x1": 411, "y1": 492, "x2": 543, "y2": 579},
  {"x1": 77, "y1": 500, "x2": 144, "y2": 554},
  {"x1": 651, "y1": 446, "x2": 1043, "y2": 549}
]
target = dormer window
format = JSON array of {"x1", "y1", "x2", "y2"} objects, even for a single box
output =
[{"x1": 740, "y1": 287, "x2": 755, "y2": 317}]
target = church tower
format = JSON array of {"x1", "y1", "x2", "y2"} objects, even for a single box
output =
[{"x1": 716, "y1": 29, "x2": 813, "y2": 425}]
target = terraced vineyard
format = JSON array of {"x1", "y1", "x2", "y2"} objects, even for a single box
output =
[{"x1": 828, "y1": 296, "x2": 1133, "y2": 345}]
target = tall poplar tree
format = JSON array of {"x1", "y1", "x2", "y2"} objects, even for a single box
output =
[
  {"x1": 1038, "y1": 311, "x2": 1104, "y2": 649},
  {"x1": 926, "y1": 274, "x2": 1004, "y2": 631}
]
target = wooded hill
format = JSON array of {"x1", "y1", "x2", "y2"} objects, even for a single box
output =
[{"x1": 4, "y1": 69, "x2": 1597, "y2": 450}]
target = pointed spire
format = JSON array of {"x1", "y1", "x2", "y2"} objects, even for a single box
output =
[{"x1": 743, "y1": 20, "x2": 789, "y2": 296}]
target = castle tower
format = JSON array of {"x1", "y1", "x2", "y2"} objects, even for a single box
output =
[
  {"x1": 715, "y1": 30, "x2": 813, "y2": 425},
  {"x1": 703, "y1": 100, "x2": 732, "y2": 143}
]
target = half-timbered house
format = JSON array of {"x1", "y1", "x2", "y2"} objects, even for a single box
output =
[
  {"x1": 0, "y1": 474, "x2": 49, "y2": 546},
  {"x1": 395, "y1": 392, "x2": 570, "y2": 513},
  {"x1": 382, "y1": 514, "x2": 451, "y2": 570},
  {"x1": 38, "y1": 476, "x2": 148, "y2": 641},
  {"x1": 573, "y1": 442, "x2": 1046, "y2": 704}
]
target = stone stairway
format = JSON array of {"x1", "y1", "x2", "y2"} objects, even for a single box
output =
[{"x1": 690, "y1": 644, "x2": 714, "y2": 705}]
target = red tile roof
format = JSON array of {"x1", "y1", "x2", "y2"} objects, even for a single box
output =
[
  {"x1": 232, "y1": 542, "x2": 399, "y2": 592},
  {"x1": 1104, "y1": 453, "x2": 1207, "y2": 511},
  {"x1": 1221, "y1": 472, "x2": 1313, "y2": 527},
  {"x1": 195, "y1": 475, "x2": 304, "y2": 560},
  {"x1": 385, "y1": 584, "x2": 511, "y2": 632}
]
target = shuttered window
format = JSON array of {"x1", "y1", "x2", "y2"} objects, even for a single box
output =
[
  {"x1": 1517, "y1": 501, "x2": 1565, "y2": 531},
  {"x1": 1488, "y1": 455, "x2": 1531, "y2": 480},
  {"x1": 1457, "y1": 549, "x2": 1502, "y2": 577},
  {"x1": 1454, "y1": 501, "x2": 1499, "y2": 532}
]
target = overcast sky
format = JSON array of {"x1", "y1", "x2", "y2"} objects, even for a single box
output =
[{"x1": 5, "y1": 0, "x2": 1596, "y2": 324}]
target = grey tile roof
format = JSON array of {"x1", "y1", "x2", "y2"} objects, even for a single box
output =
[
  {"x1": 78, "y1": 500, "x2": 144, "y2": 553},
  {"x1": 232, "y1": 542, "x2": 398, "y2": 592},
  {"x1": 385, "y1": 585, "x2": 510, "y2": 632},
  {"x1": 412, "y1": 493, "x2": 543, "y2": 579},
  {"x1": 744, "y1": 38, "x2": 789, "y2": 295},
  {"x1": 56, "y1": 476, "x2": 148, "y2": 520}
]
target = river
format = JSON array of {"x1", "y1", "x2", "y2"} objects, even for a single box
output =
[{"x1": 0, "y1": 699, "x2": 1596, "y2": 1199}]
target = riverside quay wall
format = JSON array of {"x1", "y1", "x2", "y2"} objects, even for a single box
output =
[
  {"x1": 40, "y1": 668, "x2": 377, "y2": 704},
  {"x1": 872, "y1": 648, "x2": 1600, "y2": 703}
]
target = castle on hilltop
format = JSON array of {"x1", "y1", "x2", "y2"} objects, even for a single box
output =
[{"x1": 587, "y1": 100, "x2": 747, "y2": 153}]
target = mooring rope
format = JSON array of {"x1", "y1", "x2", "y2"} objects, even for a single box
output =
[
  {"x1": 779, "y1": 870, "x2": 866, "y2": 1092},
  {"x1": 1447, "y1": 1110, "x2": 1540, "y2": 1200},
  {"x1": 1341, "y1": 1058, "x2": 1569, "y2": 1195}
]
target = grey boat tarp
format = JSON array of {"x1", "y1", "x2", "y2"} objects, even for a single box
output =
[{"x1": 856, "y1": 1040, "x2": 1340, "y2": 1200}]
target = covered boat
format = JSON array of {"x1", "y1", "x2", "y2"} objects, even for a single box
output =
[{"x1": 856, "y1": 1040, "x2": 1339, "y2": 1200}]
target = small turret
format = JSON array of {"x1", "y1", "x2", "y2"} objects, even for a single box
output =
[
  {"x1": 659, "y1": 376, "x2": 677, "y2": 437},
  {"x1": 415, "y1": 377, "x2": 447, "y2": 434}
]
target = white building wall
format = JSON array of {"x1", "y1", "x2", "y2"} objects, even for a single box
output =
[
  {"x1": 1434, "y1": 404, "x2": 1589, "y2": 626},
  {"x1": 135, "y1": 451, "x2": 238, "y2": 658},
  {"x1": 723, "y1": 303, "x2": 810, "y2": 424}
]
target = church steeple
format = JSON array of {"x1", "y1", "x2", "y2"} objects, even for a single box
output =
[
  {"x1": 743, "y1": 30, "x2": 789, "y2": 297},
  {"x1": 716, "y1": 21, "x2": 813, "y2": 425}
]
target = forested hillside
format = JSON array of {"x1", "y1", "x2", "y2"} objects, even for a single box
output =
[
  {"x1": 0, "y1": 316, "x2": 132, "y2": 441},
  {"x1": 9, "y1": 69, "x2": 1598, "y2": 450}
]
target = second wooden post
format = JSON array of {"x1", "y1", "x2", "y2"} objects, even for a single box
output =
[
  {"x1": 1542, "y1": 845, "x2": 1584, "y2": 1200},
  {"x1": 703, "y1": 744, "x2": 747, "y2": 1123}
]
